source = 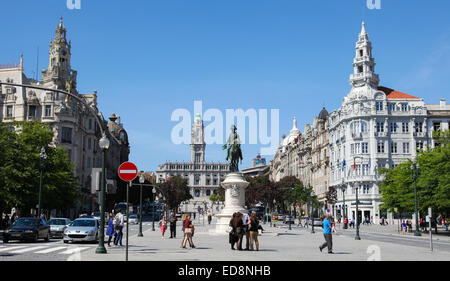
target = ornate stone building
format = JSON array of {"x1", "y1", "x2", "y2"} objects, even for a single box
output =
[
  {"x1": 0, "y1": 18, "x2": 129, "y2": 215},
  {"x1": 270, "y1": 112, "x2": 330, "y2": 209},
  {"x1": 329, "y1": 22, "x2": 430, "y2": 222},
  {"x1": 156, "y1": 114, "x2": 230, "y2": 212}
]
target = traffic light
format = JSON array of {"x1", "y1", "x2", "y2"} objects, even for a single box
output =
[{"x1": 291, "y1": 186, "x2": 295, "y2": 191}]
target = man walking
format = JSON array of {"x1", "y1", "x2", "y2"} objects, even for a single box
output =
[
  {"x1": 169, "y1": 212, "x2": 177, "y2": 238},
  {"x1": 114, "y1": 209, "x2": 124, "y2": 246},
  {"x1": 319, "y1": 214, "x2": 333, "y2": 254}
]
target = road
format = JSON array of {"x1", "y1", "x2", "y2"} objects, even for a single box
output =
[{"x1": 0, "y1": 220, "x2": 154, "y2": 261}]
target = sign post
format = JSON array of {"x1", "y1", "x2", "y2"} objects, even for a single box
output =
[{"x1": 118, "y1": 161, "x2": 138, "y2": 262}]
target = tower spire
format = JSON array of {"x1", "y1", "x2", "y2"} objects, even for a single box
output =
[{"x1": 350, "y1": 21, "x2": 379, "y2": 88}]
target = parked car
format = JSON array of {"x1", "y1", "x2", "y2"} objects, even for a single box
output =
[
  {"x1": 284, "y1": 215, "x2": 295, "y2": 224},
  {"x1": 128, "y1": 214, "x2": 139, "y2": 224},
  {"x1": 48, "y1": 218, "x2": 71, "y2": 239},
  {"x1": 3, "y1": 217, "x2": 50, "y2": 243},
  {"x1": 63, "y1": 218, "x2": 99, "y2": 244},
  {"x1": 306, "y1": 218, "x2": 323, "y2": 227}
]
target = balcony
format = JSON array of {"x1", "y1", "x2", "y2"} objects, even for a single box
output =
[
  {"x1": 374, "y1": 131, "x2": 387, "y2": 137},
  {"x1": 351, "y1": 132, "x2": 362, "y2": 140},
  {"x1": 413, "y1": 132, "x2": 426, "y2": 138}
]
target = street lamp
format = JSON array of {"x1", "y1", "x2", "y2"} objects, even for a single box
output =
[
  {"x1": 355, "y1": 183, "x2": 361, "y2": 240},
  {"x1": 152, "y1": 186, "x2": 156, "y2": 231},
  {"x1": 96, "y1": 133, "x2": 110, "y2": 254},
  {"x1": 38, "y1": 147, "x2": 47, "y2": 219},
  {"x1": 138, "y1": 172, "x2": 145, "y2": 237},
  {"x1": 411, "y1": 161, "x2": 421, "y2": 236},
  {"x1": 342, "y1": 184, "x2": 347, "y2": 229}
]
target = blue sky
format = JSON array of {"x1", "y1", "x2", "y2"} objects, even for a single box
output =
[{"x1": 1, "y1": 0, "x2": 449, "y2": 172}]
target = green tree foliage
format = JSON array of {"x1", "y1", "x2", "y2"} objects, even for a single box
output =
[
  {"x1": 157, "y1": 175, "x2": 192, "y2": 212},
  {"x1": 379, "y1": 130, "x2": 450, "y2": 216},
  {"x1": 0, "y1": 121, "x2": 80, "y2": 216}
]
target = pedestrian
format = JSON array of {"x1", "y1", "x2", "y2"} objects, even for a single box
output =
[
  {"x1": 351, "y1": 218, "x2": 355, "y2": 228},
  {"x1": 106, "y1": 213, "x2": 115, "y2": 247},
  {"x1": 229, "y1": 213, "x2": 237, "y2": 250},
  {"x1": 181, "y1": 214, "x2": 195, "y2": 248},
  {"x1": 304, "y1": 218, "x2": 309, "y2": 228},
  {"x1": 114, "y1": 209, "x2": 124, "y2": 246},
  {"x1": 40, "y1": 212, "x2": 46, "y2": 222},
  {"x1": 401, "y1": 220, "x2": 407, "y2": 235},
  {"x1": 319, "y1": 214, "x2": 334, "y2": 254},
  {"x1": 169, "y1": 212, "x2": 177, "y2": 238},
  {"x1": 249, "y1": 212, "x2": 260, "y2": 251},
  {"x1": 193, "y1": 212, "x2": 196, "y2": 220},
  {"x1": 208, "y1": 212, "x2": 212, "y2": 225},
  {"x1": 159, "y1": 215, "x2": 167, "y2": 238},
  {"x1": 230, "y1": 212, "x2": 244, "y2": 250},
  {"x1": 242, "y1": 212, "x2": 251, "y2": 250}
]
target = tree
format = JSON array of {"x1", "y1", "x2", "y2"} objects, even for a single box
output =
[
  {"x1": 379, "y1": 130, "x2": 450, "y2": 232},
  {"x1": 0, "y1": 121, "x2": 80, "y2": 217},
  {"x1": 157, "y1": 176, "x2": 192, "y2": 212}
]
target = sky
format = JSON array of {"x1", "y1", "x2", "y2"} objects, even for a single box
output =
[{"x1": 1, "y1": 0, "x2": 449, "y2": 172}]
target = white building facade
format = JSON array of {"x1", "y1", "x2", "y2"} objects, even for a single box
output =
[{"x1": 329, "y1": 22, "x2": 430, "y2": 222}]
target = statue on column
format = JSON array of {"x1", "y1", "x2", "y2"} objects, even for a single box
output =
[{"x1": 222, "y1": 125, "x2": 243, "y2": 172}]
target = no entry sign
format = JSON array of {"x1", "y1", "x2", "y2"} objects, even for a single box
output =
[{"x1": 118, "y1": 161, "x2": 138, "y2": 182}]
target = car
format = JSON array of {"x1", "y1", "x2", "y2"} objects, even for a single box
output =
[
  {"x1": 48, "y1": 218, "x2": 71, "y2": 239},
  {"x1": 284, "y1": 215, "x2": 295, "y2": 224},
  {"x1": 306, "y1": 218, "x2": 323, "y2": 227},
  {"x1": 63, "y1": 218, "x2": 99, "y2": 244},
  {"x1": 128, "y1": 214, "x2": 139, "y2": 224},
  {"x1": 3, "y1": 217, "x2": 50, "y2": 243}
]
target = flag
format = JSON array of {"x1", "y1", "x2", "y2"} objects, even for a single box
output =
[
  {"x1": 342, "y1": 160, "x2": 346, "y2": 171},
  {"x1": 353, "y1": 158, "x2": 356, "y2": 170}
]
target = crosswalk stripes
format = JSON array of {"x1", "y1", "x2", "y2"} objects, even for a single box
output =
[
  {"x1": 0, "y1": 244, "x2": 94, "y2": 255},
  {"x1": 9, "y1": 246, "x2": 47, "y2": 254},
  {"x1": 34, "y1": 246, "x2": 68, "y2": 254}
]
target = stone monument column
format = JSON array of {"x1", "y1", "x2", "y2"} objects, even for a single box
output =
[{"x1": 211, "y1": 172, "x2": 249, "y2": 234}]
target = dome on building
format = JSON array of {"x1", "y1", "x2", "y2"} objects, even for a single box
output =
[
  {"x1": 318, "y1": 107, "x2": 329, "y2": 120},
  {"x1": 281, "y1": 117, "x2": 301, "y2": 147}
]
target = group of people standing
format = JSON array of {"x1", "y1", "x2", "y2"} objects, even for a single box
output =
[
  {"x1": 228, "y1": 212, "x2": 260, "y2": 251},
  {"x1": 106, "y1": 209, "x2": 124, "y2": 247}
]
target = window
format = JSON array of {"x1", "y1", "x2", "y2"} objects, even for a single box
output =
[
  {"x1": 415, "y1": 122, "x2": 423, "y2": 133},
  {"x1": 390, "y1": 142, "x2": 397, "y2": 154},
  {"x1": 206, "y1": 179, "x2": 210, "y2": 185},
  {"x1": 61, "y1": 127, "x2": 72, "y2": 143},
  {"x1": 194, "y1": 189, "x2": 200, "y2": 197},
  {"x1": 433, "y1": 122, "x2": 441, "y2": 132},
  {"x1": 195, "y1": 153, "x2": 201, "y2": 163},
  {"x1": 376, "y1": 122, "x2": 384, "y2": 133},
  {"x1": 45, "y1": 105, "x2": 52, "y2": 117},
  {"x1": 28, "y1": 105, "x2": 36, "y2": 118},
  {"x1": 358, "y1": 65, "x2": 363, "y2": 73},
  {"x1": 351, "y1": 144, "x2": 354, "y2": 155},
  {"x1": 403, "y1": 142, "x2": 410, "y2": 154},
  {"x1": 361, "y1": 121, "x2": 368, "y2": 133},
  {"x1": 88, "y1": 138, "x2": 92, "y2": 150},
  {"x1": 206, "y1": 189, "x2": 211, "y2": 196},
  {"x1": 359, "y1": 50, "x2": 363, "y2": 57},
  {"x1": 213, "y1": 179, "x2": 217, "y2": 185},
  {"x1": 376, "y1": 101, "x2": 383, "y2": 111},
  {"x1": 389, "y1": 103, "x2": 396, "y2": 112},
  {"x1": 362, "y1": 164, "x2": 369, "y2": 175},
  {"x1": 194, "y1": 176, "x2": 200, "y2": 185},
  {"x1": 6, "y1": 105, "x2": 13, "y2": 117},
  {"x1": 389, "y1": 123, "x2": 398, "y2": 133},
  {"x1": 401, "y1": 103, "x2": 408, "y2": 112},
  {"x1": 377, "y1": 141, "x2": 385, "y2": 153},
  {"x1": 362, "y1": 143, "x2": 368, "y2": 154},
  {"x1": 416, "y1": 142, "x2": 424, "y2": 151},
  {"x1": 355, "y1": 143, "x2": 360, "y2": 154},
  {"x1": 402, "y1": 122, "x2": 409, "y2": 133}
]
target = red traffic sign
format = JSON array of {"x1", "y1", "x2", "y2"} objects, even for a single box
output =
[{"x1": 118, "y1": 161, "x2": 138, "y2": 182}]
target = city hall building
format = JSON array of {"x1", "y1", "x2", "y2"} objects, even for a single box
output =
[{"x1": 156, "y1": 114, "x2": 230, "y2": 212}]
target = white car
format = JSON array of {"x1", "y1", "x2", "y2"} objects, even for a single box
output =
[
  {"x1": 63, "y1": 218, "x2": 99, "y2": 244},
  {"x1": 128, "y1": 214, "x2": 139, "y2": 224}
]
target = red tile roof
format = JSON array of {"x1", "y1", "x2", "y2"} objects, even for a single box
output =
[{"x1": 378, "y1": 86, "x2": 421, "y2": 100}]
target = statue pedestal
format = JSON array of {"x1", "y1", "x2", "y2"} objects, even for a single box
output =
[{"x1": 210, "y1": 172, "x2": 249, "y2": 235}]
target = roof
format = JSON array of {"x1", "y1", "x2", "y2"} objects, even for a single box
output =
[{"x1": 378, "y1": 86, "x2": 421, "y2": 100}]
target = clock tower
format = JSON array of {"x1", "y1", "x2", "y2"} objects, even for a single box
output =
[{"x1": 191, "y1": 113, "x2": 205, "y2": 163}]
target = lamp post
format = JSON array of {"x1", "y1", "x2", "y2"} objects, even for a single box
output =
[
  {"x1": 355, "y1": 183, "x2": 361, "y2": 240},
  {"x1": 38, "y1": 147, "x2": 47, "y2": 219},
  {"x1": 342, "y1": 184, "x2": 347, "y2": 229},
  {"x1": 138, "y1": 172, "x2": 145, "y2": 237},
  {"x1": 152, "y1": 186, "x2": 156, "y2": 231},
  {"x1": 411, "y1": 162, "x2": 421, "y2": 236},
  {"x1": 96, "y1": 133, "x2": 110, "y2": 254}
]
